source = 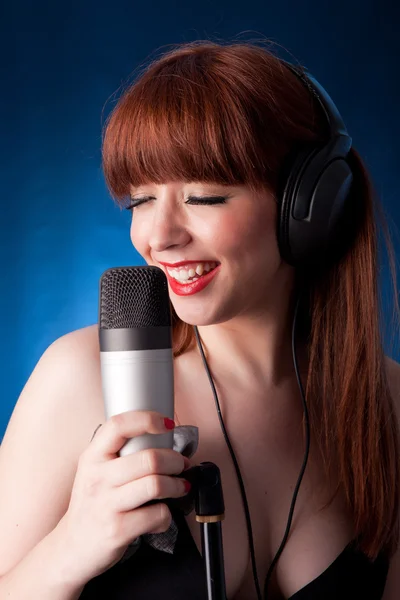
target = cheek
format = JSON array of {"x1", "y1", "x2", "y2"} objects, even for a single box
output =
[
  {"x1": 214, "y1": 207, "x2": 277, "y2": 256},
  {"x1": 129, "y1": 219, "x2": 137, "y2": 246},
  {"x1": 130, "y1": 218, "x2": 148, "y2": 258}
]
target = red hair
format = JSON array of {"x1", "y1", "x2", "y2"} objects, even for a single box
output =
[{"x1": 101, "y1": 40, "x2": 399, "y2": 558}]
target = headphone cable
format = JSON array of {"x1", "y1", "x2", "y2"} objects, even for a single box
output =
[
  {"x1": 193, "y1": 286, "x2": 310, "y2": 600},
  {"x1": 263, "y1": 289, "x2": 311, "y2": 597}
]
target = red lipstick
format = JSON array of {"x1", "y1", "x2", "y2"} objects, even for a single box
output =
[{"x1": 163, "y1": 264, "x2": 220, "y2": 296}]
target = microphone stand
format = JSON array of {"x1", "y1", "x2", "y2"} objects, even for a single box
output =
[{"x1": 184, "y1": 462, "x2": 227, "y2": 600}]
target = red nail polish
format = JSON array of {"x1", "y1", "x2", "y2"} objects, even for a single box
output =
[
  {"x1": 164, "y1": 417, "x2": 175, "y2": 430},
  {"x1": 184, "y1": 480, "x2": 191, "y2": 493}
]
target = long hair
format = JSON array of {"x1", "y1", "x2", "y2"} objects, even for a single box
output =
[{"x1": 101, "y1": 40, "x2": 399, "y2": 559}]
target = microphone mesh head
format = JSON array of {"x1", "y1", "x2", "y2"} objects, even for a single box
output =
[{"x1": 99, "y1": 266, "x2": 171, "y2": 329}]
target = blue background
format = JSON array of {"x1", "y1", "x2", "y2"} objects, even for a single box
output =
[{"x1": 1, "y1": 1, "x2": 399, "y2": 439}]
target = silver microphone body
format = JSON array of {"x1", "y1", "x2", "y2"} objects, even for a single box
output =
[
  {"x1": 100, "y1": 348, "x2": 174, "y2": 456},
  {"x1": 98, "y1": 266, "x2": 174, "y2": 457}
]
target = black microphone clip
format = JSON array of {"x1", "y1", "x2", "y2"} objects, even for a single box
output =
[
  {"x1": 183, "y1": 462, "x2": 225, "y2": 522},
  {"x1": 183, "y1": 462, "x2": 227, "y2": 600}
]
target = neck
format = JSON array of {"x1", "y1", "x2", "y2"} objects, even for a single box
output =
[{"x1": 195, "y1": 282, "x2": 304, "y2": 391}]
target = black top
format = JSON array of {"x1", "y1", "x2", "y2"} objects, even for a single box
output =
[{"x1": 80, "y1": 506, "x2": 389, "y2": 599}]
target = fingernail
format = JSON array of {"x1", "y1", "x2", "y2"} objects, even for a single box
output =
[
  {"x1": 164, "y1": 417, "x2": 175, "y2": 430},
  {"x1": 183, "y1": 455, "x2": 191, "y2": 470},
  {"x1": 183, "y1": 480, "x2": 191, "y2": 493}
]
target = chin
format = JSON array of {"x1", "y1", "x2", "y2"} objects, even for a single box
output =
[
  {"x1": 172, "y1": 308, "x2": 217, "y2": 327},
  {"x1": 170, "y1": 298, "x2": 235, "y2": 327}
]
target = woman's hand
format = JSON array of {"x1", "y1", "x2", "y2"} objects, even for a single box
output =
[{"x1": 55, "y1": 410, "x2": 190, "y2": 587}]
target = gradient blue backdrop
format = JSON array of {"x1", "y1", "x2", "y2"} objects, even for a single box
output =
[{"x1": 1, "y1": 1, "x2": 399, "y2": 439}]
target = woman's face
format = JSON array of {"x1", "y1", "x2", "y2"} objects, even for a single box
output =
[{"x1": 129, "y1": 181, "x2": 293, "y2": 325}]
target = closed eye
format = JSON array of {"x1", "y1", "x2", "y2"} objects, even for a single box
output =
[
  {"x1": 126, "y1": 195, "x2": 227, "y2": 211},
  {"x1": 126, "y1": 196, "x2": 155, "y2": 211},
  {"x1": 186, "y1": 196, "x2": 227, "y2": 205}
]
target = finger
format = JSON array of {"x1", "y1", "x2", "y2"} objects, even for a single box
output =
[
  {"x1": 88, "y1": 410, "x2": 174, "y2": 460},
  {"x1": 113, "y1": 474, "x2": 190, "y2": 512},
  {"x1": 105, "y1": 448, "x2": 188, "y2": 487},
  {"x1": 121, "y1": 502, "x2": 173, "y2": 542}
]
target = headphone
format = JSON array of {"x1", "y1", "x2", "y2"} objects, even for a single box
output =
[
  {"x1": 277, "y1": 60, "x2": 354, "y2": 268},
  {"x1": 195, "y1": 61, "x2": 356, "y2": 600}
]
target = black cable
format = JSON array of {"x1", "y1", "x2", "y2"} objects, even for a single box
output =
[
  {"x1": 263, "y1": 290, "x2": 310, "y2": 598},
  {"x1": 194, "y1": 325, "x2": 263, "y2": 600},
  {"x1": 194, "y1": 285, "x2": 310, "y2": 600}
]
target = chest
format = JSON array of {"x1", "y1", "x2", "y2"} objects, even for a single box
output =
[
  {"x1": 173, "y1": 367, "x2": 352, "y2": 600},
  {"x1": 182, "y1": 424, "x2": 304, "y2": 600}
]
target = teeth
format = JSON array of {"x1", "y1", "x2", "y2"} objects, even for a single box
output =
[
  {"x1": 166, "y1": 261, "x2": 217, "y2": 284},
  {"x1": 177, "y1": 270, "x2": 189, "y2": 281}
]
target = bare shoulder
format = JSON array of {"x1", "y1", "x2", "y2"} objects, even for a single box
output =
[
  {"x1": 7, "y1": 323, "x2": 104, "y2": 440},
  {"x1": 382, "y1": 356, "x2": 400, "y2": 599},
  {"x1": 0, "y1": 324, "x2": 104, "y2": 576},
  {"x1": 3, "y1": 322, "x2": 103, "y2": 440},
  {"x1": 52, "y1": 323, "x2": 100, "y2": 359}
]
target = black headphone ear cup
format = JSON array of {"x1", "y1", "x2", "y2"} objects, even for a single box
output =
[
  {"x1": 278, "y1": 145, "x2": 320, "y2": 265},
  {"x1": 275, "y1": 63, "x2": 355, "y2": 269},
  {"x1": 306, "y1": 158, "x2": 354, "y2": 260},
  {"x1": 279, "y1": 149, "x2": 353, "y2": 267}
]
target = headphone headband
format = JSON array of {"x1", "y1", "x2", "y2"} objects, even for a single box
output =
[
  {"x1": 281, "y1": 60, "x2": 351, "y2": 142},
  {"x1": 277, "y1": 60, "x2": 355, "y2": 268}
]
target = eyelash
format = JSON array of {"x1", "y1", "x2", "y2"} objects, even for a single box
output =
[{"x1": 125, "y1": 195, "x2": 227, "y2": 211}]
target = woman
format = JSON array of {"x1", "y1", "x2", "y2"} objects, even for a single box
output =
[{"x1": 0, "y1": 40, "x2": 399, "y2": 599}]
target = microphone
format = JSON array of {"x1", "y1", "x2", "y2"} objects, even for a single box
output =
[
  {"x1": 98, "y1": 265, "x2": 228, "y2": 598},
  {"x1": 98, "y1": 265, "x2": 174, "y2": 456}
]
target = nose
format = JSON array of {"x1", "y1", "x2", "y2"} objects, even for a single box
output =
[{"x1": 148, "y1": 200, "x2": 191, "y2": 253}]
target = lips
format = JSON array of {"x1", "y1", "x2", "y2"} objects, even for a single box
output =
[{"x1": 163, "y1": 263, "x2": 220, "y2": 296}]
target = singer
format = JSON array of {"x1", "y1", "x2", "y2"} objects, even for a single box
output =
[{"x1": 0, "y1": 40, "x2": 399, "y2": 600}]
